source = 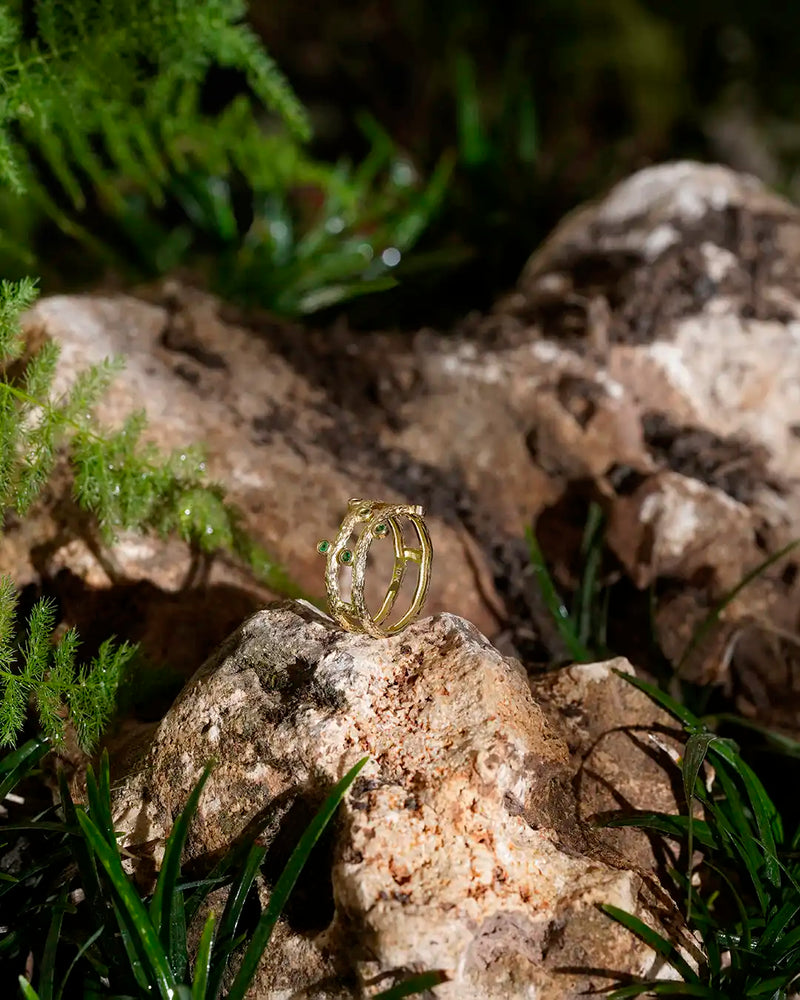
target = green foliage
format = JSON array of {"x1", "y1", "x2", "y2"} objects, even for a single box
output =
[
  {"x1": 602, "y1": 674, "x2": 800, "y2": 998},
  {"x1": 529, "y1": 514, "x2": 800, "y2": 995},
  {"x1": 525, "y1": 501, "x2": 609, "y2": 664},
  {"x1": 7, "y1": 749, "x2": 439, "y2": 997},
  {"x1": 0, "y1": 2, "x2": 449, "y2": 316},
  {"x1": 0, "y1": 269, "x2": 304, "y2": 746},
  {"x1": 0, "y1": 0, "x2": 309, "y2": 187},
  {"x1": 0, "y1": 276, "x2": 304, "y2": 597},
  {"x1": 0, "y1": 580, "x2": 134, "y2": 749}
]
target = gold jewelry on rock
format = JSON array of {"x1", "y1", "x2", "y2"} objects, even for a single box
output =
[{"x1": 316, "y1": 498, "x2": 432, "y2": 638}]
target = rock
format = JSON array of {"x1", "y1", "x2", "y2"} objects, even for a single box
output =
[
  {"x1": 500, "y1": 161, "x2": 800, "y2": 700},
  {"x1": 114, "y1": 603, "x2": 685, "y2": 999},
  {"x1": 10, "y1": 159, "x2": 800, "y2": 717},
  {"x1": 6, "y1": 287, "x2": 500, "y2": 680},
  {"x1": 530, "y1": 657, "x2": 684, "y2": 872}
]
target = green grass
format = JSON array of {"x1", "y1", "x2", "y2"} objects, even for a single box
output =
[
  {"x1": 601, "y1": 673, "x2": 800, "y2": 998},
  {"x1": 528, "y1": 512, "x2": 800, "y2": 998},
  {"x1": 6, "y1": 748, "x2": 442, "y2": 998}
]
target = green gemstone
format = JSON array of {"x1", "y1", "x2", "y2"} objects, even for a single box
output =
[
  {"x1": 317, "y1": 539, "x2": 331, "y2": 554},
  {"x1": 374, "y1": 522, "x2": 389, "y2": 537},
  {"x1": 339, "y1": 548, "x2": 354, "y2": 565},
  {"x1": 358, "y1": 505, "x2": 371, "y2": 517}
]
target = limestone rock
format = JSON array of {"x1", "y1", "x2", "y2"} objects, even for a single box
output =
[
  {"x1": 6, "y1": 288, "x2": 499, "y2": 680},
  {"x1": 11, "y1": 159, "x2": 800, "y2": 714},
  {"x1": 531, "y1": 657, "x2": 683, "y2": 872},
  {"x1": 114, "y1": 603, "x2": 684, "y2": 999}
]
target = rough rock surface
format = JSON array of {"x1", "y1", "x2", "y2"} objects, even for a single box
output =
[
  {"x1": 7, "y1": 159, "x2": 800, "y2": 722},
  {"x1": 530, "y1": 658, "x2": 683, "y2": 872},
  {"x1": 114, "y1": 603, "x2": 684, "y2": 999}
]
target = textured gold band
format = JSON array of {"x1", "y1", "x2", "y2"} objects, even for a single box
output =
[{"x1": 317, "y1": 498, "x2": 433, "y2": 638}]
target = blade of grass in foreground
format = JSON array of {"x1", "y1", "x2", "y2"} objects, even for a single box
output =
[
  {"x1": 600, "y1": 904, "x2": 700, "y2": 984},
  {"x1": 205, "y1": 840, "x2": 268, "y2": 1000},
  {"x1": 682, "y1": 732, "x2": 717, "y2": 920},
  {"x1": 76, "y1": 809, "x2": 177, "y2": 1000},
  {"x1": 38, "y1": 886, "x2": 67, "y2": 1000},
  {"x1": 374, "y1": 970, "x2": 448, "y2": 997},
  {"x1": 191, "y1": 913, "x2": 216, "y2": 1000},
  {"x1": 150, "y1": 761, "x2": 214, "y2": 976},
  {"x1": 226, "y1": 756, "x2": 370, "y2": 1000},
  {"x1": 18, "y1": 977, "x2": 41, "y2": 1000},
  {"x1": 0, "y1": 736, "x2": 49, "y2": 802}
]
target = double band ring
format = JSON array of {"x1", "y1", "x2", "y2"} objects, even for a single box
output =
[{"x1": 317, "y1": 498, "x2": 433, "y2": 638}]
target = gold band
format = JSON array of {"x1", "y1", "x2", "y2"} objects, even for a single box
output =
[{"x1": 317, "y1": 498, "x2": 433, "y2": 638}]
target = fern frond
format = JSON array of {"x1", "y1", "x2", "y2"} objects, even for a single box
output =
[
  {"x1": 0, "y1": 272, "x2": 306, "y2": 753},
  {"x1": 0, "y1": 581, "x2": 134, "y2": 750},
  {"x1": 71, "y1": 638, "x2": 136, "y2": 751},
  {"x1": 0, "y1": 276, "x2": 38, "y2": 362},
  {"x1": 21, "y1": 598, "x2": 57, "y2": 681}
]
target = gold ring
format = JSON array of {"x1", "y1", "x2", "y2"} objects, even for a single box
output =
[{"x1": 316, "y1": 498, "x2": 433, "y2": 637}]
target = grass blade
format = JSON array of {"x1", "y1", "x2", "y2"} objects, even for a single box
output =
[
  {"x1": 615, "y1": 671, "x2": 702, "y2": 729},
  {"x1": 76, "y1": 809, "x2": 177, "y2": 999},
  {"x1": 18, "y1": 977, "x2": 41, "y2": 1000},
  {"x1": 374, "y1": 970, "x2": 448, "y2": 997},
  {"x1": 110, "y1": 896, "x2": 155, "y2": 993},
  {"x1": 57, "y1": 770, "x2": 110, "y2": 942},
  {"x1": 191, "y1": 913, "x2": 216, "y2": 1000},
  {"x1": 607, "y1": 983, "x2": 717, "y2": 997},
  {"x1": 575, "y1": 502, "x2": 605, "y2": 649},
  {"x1": 701, "y1": 714, "x2": 800, "y2": 759},
  {"x1": 707, "y1": 742, "x2": 781, "y2": 886},
  {"x1": 227, "y1": 756, "x2": 370, "y2": 1000},
  {"x1": 525, "y1": 526, "x2": 589, "y2": 662},
  {"x1": 38, "y1": 886, "x2": 67, "y2": 1000},
  {"x1": 682, "y1": 732, "x2": 717, "y2": 920},
  {"x1": 600, "y1": 904, "x2": 700, "y2": 984},
  {"x1": 601, "y1": 812, "x2": 717, "y2": 851},
  {"x1": 206, "y1": 840, "x2": 267, "y2": 1000},
  {"x1": 84, "y1": 752, "x2": 116, "y2": 846},
  {"x1": 55, "y1": 924, "x2": 105, "y2": 1000},
  {"x1": 183, "y1": 836, "x2": 253, "y2": 927},
  {"x1": 0, "y1": 736, "x2": 49, "y2": 801},
  {"x1": 150, "y1": 761, "x2": 213, "y2": 974},
  {"x1": 677, "y1": 537, "x2": 800, "y2": 674}
]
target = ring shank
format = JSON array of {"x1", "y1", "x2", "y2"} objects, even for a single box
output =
[{"x1": 324, "y1": 502, "x2": 432, "y2": 638}]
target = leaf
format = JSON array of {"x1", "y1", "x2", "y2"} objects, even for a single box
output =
[
  {"x1": 38, "y1": 886, "x2": 67, "y2": 1000},
  {"x1": 206, "y1": 840, "x2": 268, "y2": 1000},
  {"x1": 227, "y1": 756, "x2": 370, "y2": 1000},
  {"x1": 0, "y1": 736, "x2": 48, "y2": 802},
  {"x1": 600, "y1": 904, "x2": 700, "y2": 984},
  {"x1": 677, "y1": 537, "x2": 800, "y2": 674},
  {"x1": 18, "y1": 977, "x2": 41, "y2": 1000},
  {"x1": 606, "y1": 983, "x2": 719, "y2": 997},
  {"x1": 525, "y1": 526, "x2": 590, "y2": 662},
  {"x1": 84, "y1": 752, "x2": 116, "y2": 846},
  {"x1": 191, "y1": 913, "x2": 216, "y2": 1000},
  {"x1": 55, "y1": 924, "x2": 106, "y2": 1000},
  {"x1": 149, "y1": 760, "x2": 213, "y2": 977},
  {"x1": 374, "y1": 970, "x2": 448, "y2": 998},
  {"x1": 57, "y1": 769, "x2": 107, "y2": 934},
  {"x1": 75, "y1": 809, "x2": 177, "y2": 999},
  {"x1": 615, "y1": 671, "x2": 703, "y2": 730},
  {"x1": 682, "y1": 732, "x2": 717, "y2": 919},
  {"x1": 707, "y1": 740, "x2": 782, "y2": 886},
  {"x1": 574, "y1": 501, "x2": 605, "y2": 650},
  {"x1": 601, "y1": 812, "x2": 717, "y2": 851}
]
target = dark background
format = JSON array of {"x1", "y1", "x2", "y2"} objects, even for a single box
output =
[{"x1": 250, "y1": 0, "x2": 800, "y2": 323}]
